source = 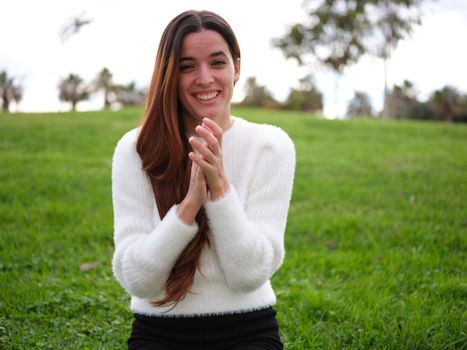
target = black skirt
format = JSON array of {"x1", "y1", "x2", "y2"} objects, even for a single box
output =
[{"x1": 127, "y1": 306, "x2": 283, "y2": 350}]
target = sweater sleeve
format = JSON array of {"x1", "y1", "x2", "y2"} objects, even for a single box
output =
[
  {"x1": 111, "y1": 130, "x2": 198, "y2": 299},
  {"x1": 204, "y1": 128, "x2": 296, "y2": 292}
]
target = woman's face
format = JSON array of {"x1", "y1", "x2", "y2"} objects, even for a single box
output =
[{"x1": 177, "y1": 29, "x2": 240, "y2": 132}]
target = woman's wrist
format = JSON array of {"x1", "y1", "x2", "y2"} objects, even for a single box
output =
[
  {"x1": 209, "y1": 180, "x2": 229, "y2": 201},
  {"x1": 177, "y1": 199, "x2": 201, "y2": 225}
]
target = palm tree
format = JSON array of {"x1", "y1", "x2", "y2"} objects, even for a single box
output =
[
  {"x1": 346, "y1": 91, "x2": 373, "y2": 118},
  {"x1": 58, "y1": 73, "x2": 90, "y2": 111},
  {"x1": 93, "y1": 67, "x2": 114, "y2": 109},
  {"x1": 0, "y1": 71, "x2": 23, "y2": 112}
]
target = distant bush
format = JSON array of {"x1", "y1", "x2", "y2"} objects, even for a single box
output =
[{"x1": 283, "y1": 75, "x2": 323, "y2": 113}]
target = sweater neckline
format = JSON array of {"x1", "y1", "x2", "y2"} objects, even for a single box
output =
[{"x1": 222, "y1": 115, "x2": 242, "y2": 142}]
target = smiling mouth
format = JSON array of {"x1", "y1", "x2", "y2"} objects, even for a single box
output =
[{"x1": 194, "y1": 91, "x2": 220, "y2": 101}]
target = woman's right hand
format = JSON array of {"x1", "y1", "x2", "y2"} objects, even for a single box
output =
[{"x1": 176, "y1": 161, "x2": 208, "y2": 225}]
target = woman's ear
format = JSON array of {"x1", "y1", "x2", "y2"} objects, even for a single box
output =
[{"x1": 234, "y1": 58, "x2": 241, "y2": 85}]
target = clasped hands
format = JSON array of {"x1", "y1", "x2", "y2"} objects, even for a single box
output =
[{"x1": 177, "y1": 118, "x2": 229, "y2": 225}]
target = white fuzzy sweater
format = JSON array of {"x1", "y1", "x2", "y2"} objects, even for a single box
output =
[{"x1": 111, "y1": 116, "x2": 295, "y2": 316}]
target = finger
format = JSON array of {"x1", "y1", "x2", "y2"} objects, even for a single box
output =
[
  {"x1": 189, "y1": 151, "x2": 214, "y2": 173},
  {"x1": 189, "y1": 136, "x2": 216, "y2": 163},
  {"x1": 190, "y1": 160, "x2": 206, "y2": 184},
  {"x1": 199, "y1": 120, "x2": 214, "y2": 136},
  {"x1": 190, "y1": 159, "x2": 199, "y2": 175},
  {"x1": 189, "y1": 159, "x2": 200, "y2": 184},
  {"x1": 190, "y1": 159, "x2": 195, "y2": 173},
  {"x1": 202, "y1": 118, "x2": 224, "y2": 142},
  {"x1": 194, "y1": 125, "x2": 220, "y2": 155}
]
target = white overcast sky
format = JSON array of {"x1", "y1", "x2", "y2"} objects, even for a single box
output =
[{"x1": 1, "y1": 0, "x2": 467, "y2": 117}]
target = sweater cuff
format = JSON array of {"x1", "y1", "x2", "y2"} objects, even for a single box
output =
[
  {"x1": 205, "y1": 185, "x2": 236, "y2": 209},
  {"x1": 204, "y1": 186, "x2": 247, "y2": 234},
  {"x1": 172, "y1": 204, "x2": 198, "y2": 232},
  {"x1": 141, "y1": 205, "x2": 198, "y2": 258},
  {"x1": 172, "y1": 205, "x2": 199, "y2": 232}
]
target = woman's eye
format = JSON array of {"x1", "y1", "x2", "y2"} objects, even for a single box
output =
[
  {"x1": 180, "y1": 64, "x2": 194, "y2": 72},
  {"x1": 212, "y1": 60, "x2": 226, "y2": 67}
]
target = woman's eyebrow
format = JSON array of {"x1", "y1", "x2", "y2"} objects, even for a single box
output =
[
  {"x1": 210, "y1": 51, "x2": 228, "y2": 58},
  {"x1": 179, "y1": 51, "x2": 228, "y2": 62},
  {"x1": 179, "y1": 56, "x2": 194, "y2": 62}
]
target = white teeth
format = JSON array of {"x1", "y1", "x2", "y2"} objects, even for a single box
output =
[{"x1": 196, "y1": 91, "x2": 219, "y2": 101}]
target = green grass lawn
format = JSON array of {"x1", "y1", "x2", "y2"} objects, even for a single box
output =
[{"x1": 0, "y1": 108, "x2": 465, "y2": 349}]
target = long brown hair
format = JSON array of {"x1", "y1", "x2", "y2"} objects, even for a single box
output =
[{"x1": 136, "y1": 10, "x2": 241, "y2": 307}]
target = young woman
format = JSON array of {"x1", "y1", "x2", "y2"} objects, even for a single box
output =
[{"x1": 111, "y1": 10, "x2": 295, "y2": 350}]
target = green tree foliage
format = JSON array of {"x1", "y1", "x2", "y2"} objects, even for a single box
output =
[
  {"x1": 273, "y1": 0, "x2": 423, "y2": 71},
  {"x1": 430, "y1": 86, "x2": 467, "y2": 122},
  {"x1": 0, "y1": 71, "x2": 23, "y2": 112},
  {"x1": 273, "y1": 0, "x2": 424, "y2": 118},
  {"x1": 384, "y1": 82, "x2": 467, "y2": 122},
  {"x1": 406, "y1": 101, "x2": 436, "y2": 120},
  {"x1": 385, "y1": 80, "x2": 433, "y2": 120},
  {"x1": 240, "y1": 77, "x2": 279, "y2": 108},
  {"x1": 58, "y1": 73, "x2": 90, "y2": 111},
  {"x1": 346, "y1": 91, "x2": 373, "y2": 117},
  {"x1": 385, "y1": 80, "x2": 417, "y2": 119},
  {"x1": 284, "y1": 75, "x2": 323, "y2": 112}
]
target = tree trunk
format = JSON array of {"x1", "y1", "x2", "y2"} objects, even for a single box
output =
[
  {"x1": 382, "y1": 57, "x2": 389, "y2": 119},
  {"x1": 104, "y1": 89, "x2": 111, "y2": 109},
  {"x1": 2, "y1": 89, "x2": 10, "y2": 112}
]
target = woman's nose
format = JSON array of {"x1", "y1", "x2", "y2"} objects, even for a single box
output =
[{"x1": 195, "y1": 65, "x2": 214, "y2": 85}]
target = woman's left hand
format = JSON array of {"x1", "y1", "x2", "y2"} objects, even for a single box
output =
[{"x1": 188, "y1": 118, "x2": 229, "y2": 200}]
